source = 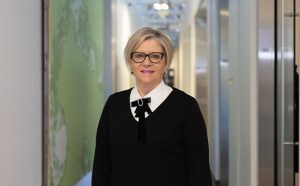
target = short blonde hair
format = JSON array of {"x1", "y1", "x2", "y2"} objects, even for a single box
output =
[{"x1": 124, "y1": 27, "x2": 174, "y2": 70}]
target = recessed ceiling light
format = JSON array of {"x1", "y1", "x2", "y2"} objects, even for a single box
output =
[
  {"x1": 153, "y1": 2, "x2": 169, "y2": 11},
  {"x1": 160, "y1": 3, "x2": 169, "y2": 10},
  {"x1": 153, "y1": 3, "x2": 162, "y2": 10}
]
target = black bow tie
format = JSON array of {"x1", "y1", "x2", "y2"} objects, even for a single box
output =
[
  {"x1": 131, "y1": 97, "x2": 152, "y2": 118},
  {"x1": 131, "y1": 97, "x2": 152, "y2": 143}
]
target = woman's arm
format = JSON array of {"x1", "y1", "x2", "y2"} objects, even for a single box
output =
[
  {"x1": 92, "y1": 97, "x2": 111, "y2": 186},
  {"x1": 183, "y1": 97, "x2": 212, "y2": 186}
]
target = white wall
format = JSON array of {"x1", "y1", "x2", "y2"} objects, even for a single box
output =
[
  {"x1": 178, "y1": 0, "x2": 201, "y2": 96},
  {"x1": 114, "y1": 0, "x2": 132, "y2": 91},
  {"x1": 0, "y1": 0, "x2": 42, "y2": 186}
]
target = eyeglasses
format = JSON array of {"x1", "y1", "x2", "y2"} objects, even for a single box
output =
[{"x1": 130, "y1": 52, "x2": 164, "y2": 64}]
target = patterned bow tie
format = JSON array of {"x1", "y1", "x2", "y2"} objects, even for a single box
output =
[{"x1": 131, "y1": 97, "x2": 152, "y2": 143}]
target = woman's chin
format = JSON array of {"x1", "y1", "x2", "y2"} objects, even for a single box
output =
[{"x1": 137, "y1": 79, "x2": 160, "y2": 87}]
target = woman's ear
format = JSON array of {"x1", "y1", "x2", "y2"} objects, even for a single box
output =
[
  {"x1": 128, "y1": 62, "x2": 134, "y2": 75},
  {"x1": 164, "y1": 65, "x2": 168, "y2": 73},
  {"x1": 130, "y1": 66, "x2": 134, "y2": 75}
]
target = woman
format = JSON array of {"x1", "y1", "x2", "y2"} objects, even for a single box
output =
[{"x1": 92, "y1": 27, "x2": 212, "y2": 186}]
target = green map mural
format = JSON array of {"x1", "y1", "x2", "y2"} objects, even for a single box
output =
[{"x1": 49, "y1": 0, "x2": 104, "y2": 185}]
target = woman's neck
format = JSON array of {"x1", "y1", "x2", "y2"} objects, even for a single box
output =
[{"x1": 136, "y1": 82, "x2": 161, "y2": 97}]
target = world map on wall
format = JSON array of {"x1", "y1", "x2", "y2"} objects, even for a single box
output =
[{"x1": 50, "y1": 0, "x2": 101, "y2": 185}]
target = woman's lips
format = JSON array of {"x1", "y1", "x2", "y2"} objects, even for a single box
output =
[{"x1": 141, "y1": 70, "x2": 154, "y2": 74}]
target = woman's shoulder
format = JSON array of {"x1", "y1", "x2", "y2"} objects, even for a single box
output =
[
  {"x1": 165, "y1": 87, "x2": 198, "y2": 109},
  {"x1": 170, "y1": 87, "x2": 196, "y2": 102},
  {"x1": 107, "y1": 88, "x2": 132, "y2": 103},
  {"x1": 169, "y1": 88, "x2": 202, "y2": 114},
  {"x1": 111, "y1": 88, "x2": 132, "y2": 97}
]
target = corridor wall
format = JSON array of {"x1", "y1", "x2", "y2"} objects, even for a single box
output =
[{"x1": 0, "y1": 0, "x2": 42, "y2": 185}]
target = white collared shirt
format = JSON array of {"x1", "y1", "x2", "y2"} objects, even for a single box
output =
[{"x1": 130, "y1": 81, "x2": 173, "y2": 121}]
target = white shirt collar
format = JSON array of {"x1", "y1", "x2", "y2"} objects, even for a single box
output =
[{"x1": 130, "y1": 81, "x2": 172, "y2": 119}]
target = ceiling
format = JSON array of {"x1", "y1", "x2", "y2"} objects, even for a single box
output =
[{"x1": 126, "y1": 0, "x2": 187, "y2": 46}]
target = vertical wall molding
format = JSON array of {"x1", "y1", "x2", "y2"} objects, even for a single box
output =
[
  {"x1": 228, "y1": 0, "x2": 258, "y2": 185},
  {"x1": 103, "y1": 0, "x2": 113, "y2": 100},
  {"x1": 207, "y1": 0, "x2": 221, "y2": 181}
]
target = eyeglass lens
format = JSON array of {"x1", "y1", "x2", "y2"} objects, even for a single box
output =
[{"x1": 131, "y1": 52, "x2": 163, "y2": 63}]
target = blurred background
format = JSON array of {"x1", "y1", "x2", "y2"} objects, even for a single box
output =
[{"x1": 0, "y1": 0, "x2": 299, "y2": 185}]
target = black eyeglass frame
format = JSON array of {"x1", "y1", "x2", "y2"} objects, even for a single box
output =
[{"x1": 130, "y1": 52, "x2": 165, "y2": 64}]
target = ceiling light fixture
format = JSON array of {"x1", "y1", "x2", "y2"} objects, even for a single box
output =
[
  {"x1": 153, "y1": 2, "x2": 169, "y2": 11},
  {"x1": 153, "y1": 3, "x2": 162, "y2": 10},
  {"x1": 160, "y1": 3, "x2": 169, "y2": 10}
]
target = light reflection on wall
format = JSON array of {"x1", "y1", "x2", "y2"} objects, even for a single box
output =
[
  {"x1": 258, "y1": 51, "x2": 294, "y2": 60},
  {"x1": 115, "y1": 0, "x2": 131, "y2": 91}
]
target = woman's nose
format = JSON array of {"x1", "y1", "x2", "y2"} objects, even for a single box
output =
[{"x1": 142, "y1": 56, "x2": 152, "y2": 65}]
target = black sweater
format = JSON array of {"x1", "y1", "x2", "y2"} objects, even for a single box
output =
[{"x1": 92, "y1": 88, "x2": 212, "y2": 186}]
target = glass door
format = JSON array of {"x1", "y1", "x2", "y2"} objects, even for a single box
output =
[
  {"x1": 295, "y1": 0, "x2": 299, "y2": 184},
  {"x1": 276, "y1": 0, "x2": 297, "y2": 185}
]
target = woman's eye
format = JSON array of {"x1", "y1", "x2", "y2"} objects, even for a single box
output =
[
  {"x1": 135, "y1": 54, "x2": 144, "y2": 58},
  {"x1": 151, "y1": 54, "x2": 160, "y2": 59}
]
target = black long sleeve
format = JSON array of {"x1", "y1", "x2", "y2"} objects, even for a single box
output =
[
  {"x1": 183, "y1": 97, "x2": 212, "y2": 186},
  {"x1": 92, "y1": 96, "x2": 111, "y2": 186}
]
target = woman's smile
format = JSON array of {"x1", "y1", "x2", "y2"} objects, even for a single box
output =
[{"x1": 141, "y1": 69, "x2": 154, "y2": 74}]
